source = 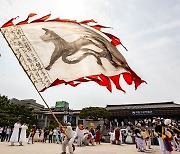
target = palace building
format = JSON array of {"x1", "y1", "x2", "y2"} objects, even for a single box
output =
[
  {"x1": 11, "y1": 98, "x2": 180, "y2": 128},
  {"x1": 106, "y1": 101, "x2": 180, "y2": 122}
]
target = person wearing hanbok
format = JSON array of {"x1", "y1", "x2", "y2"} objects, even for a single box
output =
[
  {"x1": 114, "y1": 127, "x2": 121, "y2": 145},
  {"x1": 155, "y1": 119, "x2": 173, "y2": 154},
  {"x1": 39, "y1": 128, "x2": 44, "y2": 142},
  {"x1": 125, "y1": 130, "x2": 133, "y2": 144},
  {"x1": 34, "y1": 129, "x2": 40, "y2": 142},
  {"x1": 61, "y1": 123, "x2": 75, "y2": 154},
  {"x1": 140, "y1": 129, "x2": 147, "y2": 151},
  {"x1": 56, "y1": 127, "x2": 62, "y2": 144},
  {"x1": 19, "y1": 123, "x2": 28, "y2": 146},
  {"x1": 95, "y1": 127, "x2": 101, "y2": 144},
  {"x1": 89, "y1": 127, "x2": 95, "y2": 145},
  {"x1": 172, "y1": 123, "x2": 180, "y2": 152},
  {"x1": 109, "y1": 130, "x2": 115, "y2": 144},
  {"x1": 76, "y1": 125, "x2": 84, "y2": 146},
  {"x1": 145, "y1": 126, "x2": 151, "y2": 149},
  {"x1": 83, "y1": 127, "x2": 90, "y2": 146},
  {"x1": 135, "y1": 123, "x2": 145, "y2": 152},
  {"x1": 10, "y1": 120, "x2": 21, "y2": 146},
  {"x1": 27, "y1": 125, "x2": 36, "y2": 144}
]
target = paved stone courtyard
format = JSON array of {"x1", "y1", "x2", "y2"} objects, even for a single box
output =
[{"x1": 1, "y1": 142, "x2": 179, "y2": 154}]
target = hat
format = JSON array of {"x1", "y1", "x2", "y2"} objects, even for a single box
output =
[
  {"x1": 137, "y1": 123, "x2": 141, "y2": 127},
  {"x1": 164, "y1": 119, "x2": 171, "y2": 125},
  {"x1": 67, "y1": 122, "x2": 71, "y2": 126},
  {"x1": 152, "y1": 119, "x2": 156, "y2": 123},
  {"x1": 172, "y1": 122, "x2": 176, "y2": 126}
]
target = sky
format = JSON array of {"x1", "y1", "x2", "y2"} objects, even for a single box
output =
[{"x1": 0, "y1": 0, "x2": 180, "y2": 110}]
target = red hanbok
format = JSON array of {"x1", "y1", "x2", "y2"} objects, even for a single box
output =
[
  {"x1": 115, "y1": 129, "x2": 120, "y2": 141},
  {"x1": 95, "y1": 129, "x2": 101, "y2": 144}
]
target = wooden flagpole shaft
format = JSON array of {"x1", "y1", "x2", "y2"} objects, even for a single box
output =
[
  {"x1": 36, "y1": 91, "x2": 62, "y2": 127},
  {"x1": 21, "y1": 67, "x2": 63, "y2": 128},
  {"x1": 20, "y1": 62, "x2": 63, "y2": 128}
]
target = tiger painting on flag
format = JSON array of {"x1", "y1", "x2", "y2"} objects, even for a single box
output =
[
  {"x1": 40, "y1": 27, "x2": 126, "y2": 70},
  {"x1": 0, "y1": 13, "x2": 146, "y2": 92}
]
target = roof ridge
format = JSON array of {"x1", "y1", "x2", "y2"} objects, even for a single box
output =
[{"x1": 106, "y1": 101, "x2": 175, "y2": 107}]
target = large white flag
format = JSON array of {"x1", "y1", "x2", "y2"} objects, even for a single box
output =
[{"x1": 1, "y1": 14, "x2": 146, "y2": 92}]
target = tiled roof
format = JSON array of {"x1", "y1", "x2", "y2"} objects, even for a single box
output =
[{"x1": 106, "y1": 102, "x2": 180, "y2": 110}]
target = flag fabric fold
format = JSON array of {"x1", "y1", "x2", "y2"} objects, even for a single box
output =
[{"x1": 0, "y1": 14, "x2": 146, "y2": 92}]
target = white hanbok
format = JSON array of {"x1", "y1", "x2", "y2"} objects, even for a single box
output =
[
  {"x1": 109, "y1": 132, "x2": 115, "y2": 144},
  {"x1": 158, "y1": 137, "x2": 172, "y2": 154},
  {"x1": 135, "y1": 133, "x2": 145, "y2": 152},
  {"x1": 34, "y1": 130, "x2": 40, "y2": 142},
  {"x1": 76, "y1": 127, "x2": 84, "y2": 146},
  {"x1": 10, "y1": 123, "x2": 21, "y2": 143},
  {"x1": 62, "y1": 126, "x2": 75, "y2": 153},
  {"x1": 39, "y1": 129, "x2": 44, "y2": 141},
  {"x1": 83, "y1": 129, "x2": 90, "y2": 145},
  {"x1": 125, "y1": 132, "x2": 133, "y2": 143},
  {"x1": 19, "y1": 125, "x2": 28, "y2": 143}
]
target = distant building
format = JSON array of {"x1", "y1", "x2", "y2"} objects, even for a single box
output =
[
  {"x1": 10, "y1": 98, "x2": 180, "y2": 128},
  {"x1": 10, "y1": 98, "x2": 44, "y2": 112},
  {"x1": 106, "y1": 101, "x2": 180, "y2": 122},
  {"x1": 10, "y1": 98, "x2": 82, "y2": 128},
  {"x1": 10, "y1": 98, "x2": 47, "y2": 128}
]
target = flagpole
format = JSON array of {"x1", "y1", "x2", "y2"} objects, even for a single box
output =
[
  {"x1": 0, "y1": 30, "x2": 63, "y2": 128},
  {"x1": 21, "y1": 62, "x2": 63, "y2": 128},
  {"x1": 36, "y1": 90, "x2": 63, "y2": 127},
  {"x1": 22, "y1": 66, "x2": 63, "y2": 127}
]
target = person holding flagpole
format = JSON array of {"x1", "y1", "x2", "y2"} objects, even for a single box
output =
[{"x1": 61, "y1": 122, "x2": 75, "y2": 154}]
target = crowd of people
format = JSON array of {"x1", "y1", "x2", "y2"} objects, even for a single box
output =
[
  {"x1": 0, "y1": 117, "x2": 179, "y2": 154},
  {"x1": 108, "y1": 117, "x2": 180, "y2": 154},
  {"x1": 0, "y1": 120, "x2": 103, "y2": 154},
  {"x1": 0, "y1": 126, "x2": 12, "y2": 142}
]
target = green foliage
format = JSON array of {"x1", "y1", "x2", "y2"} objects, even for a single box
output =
[
  {"x1": 79, "y1": 107, "x2": 110, "y2": 120},
  {"x1": 0, "y1": 94, "x2": 37, "y2": 127},
  {"x1": 49, "y1": 121, "x2": 59, "y2": 129}
]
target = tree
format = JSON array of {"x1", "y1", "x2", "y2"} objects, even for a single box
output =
[
  {"x1": 0, "y1": 94, "x2": 37, "y2": 127},
  {"x1": 79, "y1": 107, "x2": 110, "y2": 121}
]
